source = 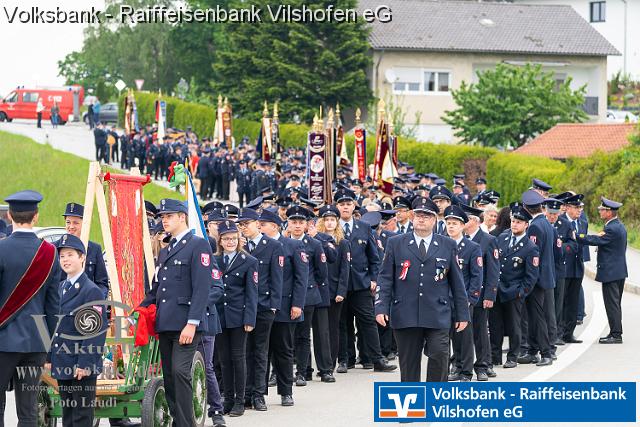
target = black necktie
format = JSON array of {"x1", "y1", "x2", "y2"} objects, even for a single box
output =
[
  {"x1": 510, "y1": 236, "x2": 517, "y2": 249},
  {"x1": 344, "y1": 223, "x2": 351, "y2": 236},
  {"x1": 419, "y1": 239, "x2": 427, "y2": 258},
  {"x1": 438, "y1": 221, "x2": 444, "y2": 235},
  {"x1": 62, "y1": 280, "x2": 72, "y2": 295},
  {"x1": 249, "y1": 241, "x2": 255, "y2": 252},
  {"x1": 168, "y1": 237, "x2": 177, "y2": 251},
  {"x1": 400, "y1": 225, "x2": 405, "y2": 234},
  {"x1": 573, "y1": 221, "x2": 578, "y2": 232}
]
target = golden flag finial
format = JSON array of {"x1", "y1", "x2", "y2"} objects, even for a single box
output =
[
  {"x1": 263, "y1": 101, "x2": 269, "y2": 118},
  {"x1": 224, "y1": 97, "x2": 229, "y2": 108},
  {"x1": 273, "y1": 101, "x2": 279, "y2": 119},
  {"x1": 312, "y1": 114, "x2": 319, "y2": 131},
  {"x1": 327, "y1": 108, "x2": 334, "y2": 128},
  {"x1": 336, "y1": 103, "x2": 341, "y2": 116},
  {"x1": 355, "y1": 107, "x2": 362, "y2": 126},
  {"x1": 159, "y1": 89, "x2": 162, "y2": 98},
  {"x1": 389, "y1": 121, "x2": 395, "y2": 136},
  {"x1": 218, "y1": 94, "x2": 223, "y2": 108}
]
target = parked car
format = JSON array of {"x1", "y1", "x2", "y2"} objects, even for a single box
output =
[
  {"x1": 0, "y1": 86, "x2": 84, "y2": 124},
  {"x1": 606, "y1": 109, "x2": 638, "y2": 123},
  {"x1": 34, "y1": 226, "x2": 66, "y2": 243},
  {"x1": 83, "y1": 102, "x2": 118, "y2": 124}
]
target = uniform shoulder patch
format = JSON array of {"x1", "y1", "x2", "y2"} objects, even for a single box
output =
[
  {"x1": 477, "y1": 256, "x2": 483, "y2": 267},
  {"x1": 529, "y1": 235, "x2": 537, "y2": 244},
  {"x1": 346, "y1": 252, "x2": 351, "y2": 262},
  {"x1": 320, "y1": 253, "x2": 326, "y2": 263},
  {"x1": 253, "y1": 271, "x2": 259, "y2": 284},
  {"x1": 493, "y1": 248, "x2": 499, "y2": 259},
  {"x1": 301, "y1": 252, "x2": 308, "y2": 263},
  {"x1": 212, "y1": 269, "x2": 222, "y2": 280},
  {"x1": 201, "y1": 253, "x2": 210, "y2": 267},
  {"x1": 377, "y1": 239, "x2": 383, "y2": 250},
  {"x1": 278, "y1": 255, "x2": 284, "y2": 267},
  {"x1": 556, "y1": 238, "x2": 562, "y2": 248},
  {"x1": 532, "y1": 257, "x2": 539, "y2": 267}
]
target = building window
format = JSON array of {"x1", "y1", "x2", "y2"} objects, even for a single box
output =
[
  {"x1": 590, "y1": 1, "x2": 605, "y2": 23},
  {"x1": 391, "y1": 67, "x2": 422, "y2": 94},
  {"x1": 424, "y1": 71, "x2": 450, "y2": 93}
]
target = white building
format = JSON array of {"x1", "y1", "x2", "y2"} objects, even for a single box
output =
[{"x1": 510, "y1": 0, "x2": 640, "y2": 78}]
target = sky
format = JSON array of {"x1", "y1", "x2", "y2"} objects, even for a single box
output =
[{"x1": 0, "y1": 0, "x2": 105, "y2": 98}]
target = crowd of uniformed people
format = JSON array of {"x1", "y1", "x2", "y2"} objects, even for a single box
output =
[{"x1": 0, "y1": 131, "x2": 629, "y2": 427}]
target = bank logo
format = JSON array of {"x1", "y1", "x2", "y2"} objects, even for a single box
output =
[{"x1": 375, "y1": 383, "x2": 427, "y2": 422}]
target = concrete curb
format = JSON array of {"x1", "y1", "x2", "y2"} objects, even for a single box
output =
[{"x1": 584, "y1": 266, "x2": 640, "y2": 295}]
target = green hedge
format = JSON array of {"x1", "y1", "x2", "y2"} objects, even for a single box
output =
[{"x1": 486, "y1": 153, "x2": 566, "y2": 206}]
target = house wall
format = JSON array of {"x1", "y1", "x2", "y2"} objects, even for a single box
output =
[
  {"x1": 372, "y1": 50, "x2": 608, "y2": 143},
  {"x1": 511, "y1": 0, "x2": 639, "y2": 79}
]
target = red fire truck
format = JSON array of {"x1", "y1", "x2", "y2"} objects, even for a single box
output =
[{"x1": 0, "y1": 85, "x2": 84, "y2": 124}]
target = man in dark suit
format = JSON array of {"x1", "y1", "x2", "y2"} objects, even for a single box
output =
[
  {"x1": 58, "y1": 203, "x2": 109, "y2": 297},
  {"x1": 430, "y1": 186, "x2": 452, "y2": 236},
  {"x1": 392, "y1": 196, "x2": 413, "y2": 234},
  {"x1": 235, "y1": 159, "x2": 252, "y2": 208},
  {"x1": 93, "y1": 123, "x2": 107, "y2": 163},
  {"x1": 237, "y1": 208, "x2": 283, "y2": 411},
  {"x1": 576, "y1": 197, "x2": 628, "y2": 344},
  {"x1": 140, "y1": 199, "x2": 219, "y2": 427},
  {"x1": 462, "y1": 204, "x2": 500, "y2": 380},
  {"x1": 520, "y1": 190, "x2": 555, "y2": 367},
  {"x1": 198, "y1": 148, "x2": 213, "y2": 200},
  {"x1": 559, "y1": 194, "x2": 588, "y2": 344},
  {"x1": 260, "y1": 209, "x2": 307, "y2": 407},
  {"x1": 0, "y1": 191, "x2": 60, "y2": 427},
  {"x1": 336, "y1": 189, "x2": 396, "y2": 373},
  {"x1": 491, "y1": 204, "x2": 540, "y2": 369},
  {"x1": 376, "y1": 197, "x2": 469, "y2": 382}
]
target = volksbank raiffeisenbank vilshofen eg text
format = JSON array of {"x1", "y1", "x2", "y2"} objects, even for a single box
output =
[
  {"x1": 3, "y1": 5, "x2": 392, "y2": 24},
  {"x1": 437, "y1": 385, "x2": 628, "y2": 401}
]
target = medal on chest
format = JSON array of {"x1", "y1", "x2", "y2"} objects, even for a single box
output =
[{"x1": 398, "y1": 260, "x2": 411, "y2": 281}]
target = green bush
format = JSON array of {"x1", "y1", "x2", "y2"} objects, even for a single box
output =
[{"x1": 486, "y1": 153, "x2": 566, "y2": 206}]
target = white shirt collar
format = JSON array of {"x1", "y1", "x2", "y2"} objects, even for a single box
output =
[
  {"x1": 412, "y1": 232, "x2": 433, "y2": 248},
  {"x1": 454, "y1": 235, "x2": 464, "y2": 245},
  {"x1": 273, "y1": 232, "x2": 282, "y2": 240},
  {"x1": 468, "y1": 229, "x2": 480, "y2": 241},
  {"x1": 11, "y1": 227, "x2": 35, "y2": 234},
  {"x1": 173, "y1": 228, "x2": 191, "y2": 244},
  {"x1": 250, "y1": 233, "x2": 263, "y2": 247},
  {"x1": 339, "y1": 218, "x2": 354, "y2": 230},
  {"x1": 68, "y1": 271, "x2": 83, "y2": 285},
  {"x1": 223, "y1": 250, "x2": 236, "y2": 259},
  {"x1": 292, "y1": 234, "x2": 305, "y2": 241}
]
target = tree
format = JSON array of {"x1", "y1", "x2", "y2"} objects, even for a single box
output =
[
  {"x1": 212, "y1": 0, "x2": 373, "y2": 122},
  {"x1": 442, "y1": 63, "x2": 588, "y2": 148}
]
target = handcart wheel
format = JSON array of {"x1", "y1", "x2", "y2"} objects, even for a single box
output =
[
  {"x1": 37, "y1": 381, "x2": 57, "y2": 427},
  {"x1": 141, "y1": 377, "x2": 171, "y2": 427},
  {"x1": 191, "y1": 350, "x2": 207, "y2": 427}
]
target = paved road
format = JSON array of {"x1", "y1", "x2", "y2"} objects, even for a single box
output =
[
  {"x1": 3, "y1": 275, "x2": 638, "y2": 427},
  {"x1": 2, "y1": 120, "x2": 638, "y2": 426}
]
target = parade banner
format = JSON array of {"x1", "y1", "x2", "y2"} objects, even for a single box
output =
[
  {"x1": 185, "y1": 168, "x2": 208, "y2": 239},
  {"x1": 155, "y1": 99, "x2": 166, "y2": 142},
  {"x1": 262, "y1": 116, "x2": 272, "y2": 161},
  {"x1": 374, "y1": 382, "x2": 636, "y2": 423},
  {"x1": 353, "y1": 127, "x2": 367, "y2": 181},
  {"x1": 123, "y1": 95, "x2": 132, "y2": 136},
  {"x1": 222, "y1": 105, "x2": 233, "y2": 148},
  {"x1": 373, "y1": 120, "x2": 393, "y2": 195},
  {"x1": 104, "y1": 173, "x2": 151, "y2": 311},
  {"x1": 336, "y1": 125, "x2": 349, "y2": 167},
  {"x1": 307, "y1": 131, "x2": 326, "y2": 202}
]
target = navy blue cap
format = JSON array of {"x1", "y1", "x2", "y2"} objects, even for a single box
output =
[
  {"x1": 475, "y1": 193, "x2": 493, "y2": 205},
  {"x1": 258, "y1": 208, "x2": 282, "y2": 226},
  {"x1": 4, "y1": 190, "x2": 43, "y2": 212},
  {"x1": 203, "y1": 201, "x2": 224, "y2": 213},
  {"x1": 238, "y1": 158, "x2": 247, "y2": 164},
  {"x1": 453, "y1": 180, "x2": 464, "y2": 188},
  {"x1": 555, "y1": 191, "x2": 573, "y2": 202},
  {"x1": 564, "y1": 194, "x2": 584, "y2": 206},
  {"x1": 486, "y1": 190, "x2": 501, "y2": 203},
  {"x1": 521, "y1": 190, "x2": 545, "y2": 207},
  {"x1": 217, "y1": 220, "x2": 238, "y2": 236},
  {"x1": 598, "y1": 197, "x2": 622, "y2": 210},
  {"x1": 543, "y1": 198, "x2": 563, "y2": 213},
  {"x1": 429, "y1": 185, "x2": 452, "y2": 201},
  {"x1": 361, "y1": 211, "x2": 382, "y2": 228},
  {"x1": 276, "y1": 197, "x2": 293, "y2": 207},
  {"x1": 144, "y1": 200, "x2": 158, "y2": 216},
  {"x1": 379, "y1": 209, "x2": 397, "y2": 221},
  {"x1": 453, "y1": 174, "x2": 465, "y2": 180},
  {"x1": 300, "y1": 198, "x2": 319, "y2": 210},
  {"x1": 260, "y1": 186, "x2": 272, "y2": 195},
  {"x1": 258, "y1": 160, "x2": 269, "y2": 166},
  {"x1": 237, "y1": 208, "x2": 260, "y2": 222},
  {"x1": 510, "y1": 202, "x2": 533, "y2": 222},
  {"x1": 158, "y1": 198, "x2": 188, "y2": 215},
  {"x1": 56, "y1": 234, "x2": 86, "y2": 254},
  {"x1": 206, "y1": 208, "x2": 226, "y2": 222},
  {"x1": 476, "y1": 178, "x2": 487, "y2": 185},
  {"x1": 393, "y1": 196, "x2": 411, "y2": 209},
  {"x1": 444, "y1": 205, "x2": 468, "y2": 223},
  {"x1": 426, "y1": 173, "x2": 439, "y2": 180},
  {"x1": 532, "y1": 178, "x2": 552, "y2": 192},
  {"x1": 434, "y1": 178, "x2": 447, "y2": 186},
  {"x1": 63, "y1": 202, "x2": 84, "y2": 218},
  {"x1": 411, "y1": 197, "x2": 438, "y2": 215},
  {"x1": 224, "y1": 204, "x2": 239, "y2": 218},
  {"x1": 319, "y1": 205, "x2": 340, "y2": 218},
  {"x1": 334, "y1": 188, "x2": 356, "y2": 203},
  {"x1": 461, "y1": 204, "x2": 484, "y2": 218},
  {"x1": 286, "y1": 206, "x2": 310, "y2": 220},
  {"x1": 378, "y1": 201, "x2": 394, "y2": 211},
  {"x1": 151, "y1": 221, "x2": 166, "y2": 234},
  {"x1": 245, "y1": 197, "x2": 263, "y2": 210}
]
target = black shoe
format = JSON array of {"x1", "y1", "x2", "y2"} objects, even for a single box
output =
[
  {"x1": 486, "y1": 367, "x2": 497, "y2": 378},
  {"x1": 564, "y1": 336, "x2": 583, "y2": 344},
  {"x1": 536, "y1": 357, "x2": 553, "y2": 366},
  {"x1": 459, "y1": 376, "x2": 472, "y2": 382},
  {"x1": 599, "y1": 336, "x2": 623, "y2": 344},
  {"x1": 281, "y1": 395, "x2": 294, "y2": 406},
  {"x1": 321, "y1": 373, "x2": 336, "y2": 383},
  {"x1": 476, "y1": 371, "x2": 489, "y2": 381},
  {"x1": 361, "y1": 362, "x2": 374, "y2": 369},
  {"x1": 517, "y1": 354, "x2": 540, "y2": 364},
  {"x1": 305, "y1": 372, "x2": 313, "y2": 381},
  {"x1": 252, "y1": 396, "x2": 267, "y2": 411},
  {"x1": 295, "y1": 374, "x2": 307, "y2": 387},
  {"x1": 447, "y1": 372, "x2": 461, "y2": 382},
  {"x1": 268, "y1": 372, "x2": 277, "y2": 387},
  {"x1": 109, "y1": 420, "x2": 140, "y2": 427},
  {"x1": 555, "y1": 338, "x2": 566, "y2": 346},
  {"x1": 374, "y1": 360, "x2": 397, "y2": 372},
  {"x1": 336, "y1": 363, "x2": 348, "y2": 373},
  {"x1": 211, "y1": 412, "x2": 226, "y2": 427},
  {"x1": 223, "y1": 401, "x2": 234, "y2": 415},
  {"x1": 576, "y1": 319, "x2": 583, "y2": 325},
  {"x1": 503, "y1": 360, "x2": 517, "y2": 369},
  {"x1": 229, "y1": 403, "x2": 245, "y2": 417},
  {"x1": 386, "y1": 352, "x2": 397, "y2": 361},
  {"x1": 347, "y1": 361, "x2": 356, "y2": 369}
]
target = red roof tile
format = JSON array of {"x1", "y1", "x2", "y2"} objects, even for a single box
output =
[{"x1": 516, "y1": 123, "x2": 635, "y2": 159}]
